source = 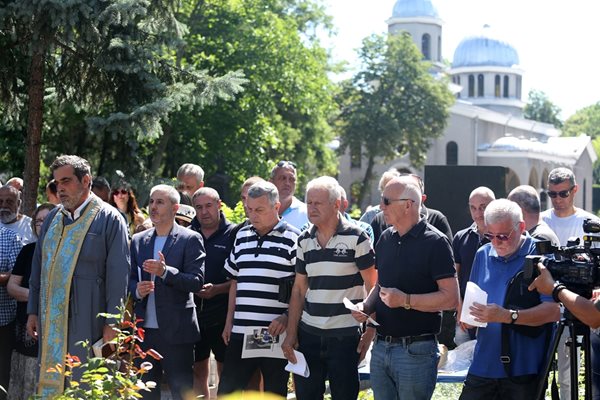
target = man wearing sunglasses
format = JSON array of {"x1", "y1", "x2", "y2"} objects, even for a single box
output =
[
  {"x1": 358, "y1": 176, "x2": 457, "y2": 400},
  {"x1": 460, "y1": 199, "x2": 560, "y2": 400},
  {"x1": 540, "y1": 167, "x2": 600, "y2": 400}
]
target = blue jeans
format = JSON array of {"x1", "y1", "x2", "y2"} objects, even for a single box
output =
[
  {"x1": 294, "y1": 327, "x2": 360, "y2": 400},
  {"x1": 370, "y1": 337, "x2": 439, "y2": 400}
]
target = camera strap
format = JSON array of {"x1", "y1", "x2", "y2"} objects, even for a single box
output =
[{"x1": 501, "y1": 270, "x2": 553, "y2": 378}]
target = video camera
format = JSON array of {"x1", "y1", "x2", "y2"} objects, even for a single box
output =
[{"x1": 524, "y1": 218, "x2": 600, "y2": 298}]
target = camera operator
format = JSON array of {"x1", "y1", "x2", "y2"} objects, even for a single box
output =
[{"x1": 528, "y1": 263, "x2": 600, "y2": 329}]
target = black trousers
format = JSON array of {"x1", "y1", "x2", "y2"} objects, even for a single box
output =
[
  {"x1": 0, "y1": 320, "x2": 15, "y2": 400},
  {"x1": 137, "y1": 328, "x2": 195, "y2": 400},
  {"x1": 218, "y1": 337, "x2": 288, "y2": 397}
]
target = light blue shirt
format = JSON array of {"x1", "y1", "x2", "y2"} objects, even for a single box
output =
[{"x1": 144, "y1": 235, "x2": 167, "y2": 329}]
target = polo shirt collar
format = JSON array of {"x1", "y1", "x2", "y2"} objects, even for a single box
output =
[
  {"x1": 251, "y1": 219, "x2": 288, "y2": 236},
  {"x1": 391, "y1": 217, "x2": 427, "y2": 238}
]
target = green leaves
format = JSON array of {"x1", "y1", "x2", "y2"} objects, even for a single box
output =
[{"x1": 337, "y1": 33, "x2": 454, "y2": 206}]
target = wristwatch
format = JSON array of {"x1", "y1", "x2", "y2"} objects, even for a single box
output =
[{"x1": 510, "y1": 309, "x2": 519, "y2": 324}]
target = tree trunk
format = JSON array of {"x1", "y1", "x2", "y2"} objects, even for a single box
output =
[
  {"x1": 358, "y1": 155, "x2": 375, "y2": 210},
  {"x1": 22, "y1": 38, "x2": 46, "y2": 216},
  {"x1": 149, "y1": 123, "x2": 172, "y2": 174}
]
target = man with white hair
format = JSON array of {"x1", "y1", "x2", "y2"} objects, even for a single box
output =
[
  {"x1": 0, "y1": 185, "x2": 35, "y2": 244},
  {"x1": 177, "y1": 163, "x2": 205, "y2": 197},
  {"x1": 283, "y1": 176, "x2": 376, "y2": 399},
  {"x1": 460, "y1": 199, "x2": 560, "y2": 399},
  {"x1": 357, "y1": 176, "x2": 457, "y2": 399}
]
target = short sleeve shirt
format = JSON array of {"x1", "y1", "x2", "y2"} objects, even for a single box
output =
[{"x1": 374, "y1": 219, "x2": 455, "y2": 337}]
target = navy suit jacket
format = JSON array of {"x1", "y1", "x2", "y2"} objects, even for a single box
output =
[{"x1": 129, "y1": 223, "x2": 205, "y2": 344}]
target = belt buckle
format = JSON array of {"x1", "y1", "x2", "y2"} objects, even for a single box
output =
[
  {"x1": 384, "y1": 335, "x2": 393, "y2": 344},
  {"x1": 500, "y1": 355, "x2": 511, "y2": 364}
]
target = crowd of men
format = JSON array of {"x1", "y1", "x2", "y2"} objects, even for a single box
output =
[{"x1": 0, "y1": 154, "x2": 599, "y2": 400}]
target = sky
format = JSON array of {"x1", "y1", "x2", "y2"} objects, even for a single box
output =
[{"x1": 321, "y1": 0, "x2": 600, "y2": 120}]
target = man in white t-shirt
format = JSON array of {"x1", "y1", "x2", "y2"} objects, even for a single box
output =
[
  {"x1": 269, "y1": 161, "x2": 308, "y2": 230},
  {"x1": 0, "y1": 185, "x2": 34, "y2": 245},
  {"x1": 541, "y1": 167, "x2": 600, "y2": 400}
]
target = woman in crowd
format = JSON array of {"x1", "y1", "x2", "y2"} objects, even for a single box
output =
[
  {"x1": 109, "y1": 182, "x2": 145, "y2": 236},
  {"x1": 7, "y1": 203, "x2": 56, "y2": 400}
]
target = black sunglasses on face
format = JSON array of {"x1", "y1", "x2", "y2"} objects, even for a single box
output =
[
  {"x1": 547, "y1": 186, "x2": 574, "y2": 199},
  {"x1": 381, "y1": 195, "x2": 414, "y2": 206},
  {"x1": 277, "y1": 160, "x2": 297, "y2": 168},
  {"x1": 114, "y1": 189, "x2": 129, "y2": 196}
]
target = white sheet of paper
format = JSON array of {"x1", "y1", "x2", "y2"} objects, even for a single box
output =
[
  {"x1": 285, "y1": 350, "x2": 310, "y2": 377},
  {"x1": 342, "y1": 297, "x2": 380, "y2": 326},
  {"x1": 460, "y1": 282, "x2": 488, "y2": 328}
]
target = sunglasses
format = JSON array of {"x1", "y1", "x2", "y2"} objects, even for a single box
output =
[
  {"x1": 277, "y1": 160, "x2": 297, "y2": 168},
  {"x1": 113, "y1": 189, "x2": 129, "y2": 196},
  {"x1": 547, "y1": 186, "x2": 574, "y2": 199},
  {"x1": 381, "y1": 195, "x2": 414, "y2": 206},
  {"x1": 483, "y1": 224, "x2": 518, "y2": 242}
]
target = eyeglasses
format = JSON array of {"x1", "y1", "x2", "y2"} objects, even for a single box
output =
[
  {"x1": 381, "y1": 195, "x2": 414, "y2": 206},
  {"x1": 483, "y1": 224, "x2": 519, "y2": 242},
  {"x1": 276, "y1": 160, "x2": 297, "y2": 168},
  {"x1": 113, "y1": 189, "x2": 129, "y2": 196},
  {"x1": 547, "y1": 186, "x2": 575, "y2": 199}
]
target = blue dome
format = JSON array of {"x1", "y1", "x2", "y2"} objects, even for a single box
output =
[
  {"x1": 452, "y1": 26, "x2": 519, "y2": 68},
  {"x1": 392, "y1": 0, "x2": 439, "y2": 18}
]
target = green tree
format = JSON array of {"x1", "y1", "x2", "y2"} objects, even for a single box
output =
[
  {"x1": 524, "y1": 89, "x2": 563, "y2": 128},
  {"x1": 337, "y1": 33, "x2": 454, "y2": 206},
  {"x1": 0, "y1": 0, "x2": 245, "y2": 214},
  {"x1": 562, "y1": 102, "x2": 600, "y2": 183},
  {"x1": 159, "y1": 0, "x2": 338, "y2": 201}
]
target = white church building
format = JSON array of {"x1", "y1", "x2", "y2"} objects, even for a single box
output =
[{"x1": 338, "y1": 0, "x2": 596, "y2": 213}]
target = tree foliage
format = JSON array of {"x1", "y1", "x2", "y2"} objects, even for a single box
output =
[
  {"x1": 0, "y1": 0, "x2": 246, "y2": 214},
  {"x1": 562, "y1": 102, "x2": 600, "y2": 183},
  {"x1": 524, "y1": 89, "x2": 563, "y2": 128},
  {"x1": 160, "y1": 0, "x2": 338, "y2": 201},
  {"x1": 336, "y1": 33, "x2": 454, "y2": 206}
]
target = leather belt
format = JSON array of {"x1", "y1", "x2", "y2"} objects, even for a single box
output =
[{"x1": 376, "y1": 333, "x2": 436, "y2": 345}]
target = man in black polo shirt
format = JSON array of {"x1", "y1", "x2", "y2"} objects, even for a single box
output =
[
  {"x1": 452, "y1": 186, "x2": 494, "y2": 345},
  {"x1": 360, "y1": 176, "x2": 458, "y2": 400},
  {"x1": 190, "y1": 187, "x2": 237, "y2": 398}
]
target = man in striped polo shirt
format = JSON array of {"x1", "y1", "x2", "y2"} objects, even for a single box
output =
[
  {"x1": 282, "y1": 176, "x2": 377, "y2": 400},
  {"x1": 218, "y1": 181, "x2": 300, "y2": 398}
]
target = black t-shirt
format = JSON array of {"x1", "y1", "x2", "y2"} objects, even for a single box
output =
[
  {"x1": 190, "y1": 214, "x2": 237, "y2": 327},
  {"x1": 374, "y1": 219, "x2": 455, "y2": 337},
  {"x1": 452, "y1": 224, "x2": 489, "y2": 298},
  {"x1": 12, "y1": 242, "x2": 35, "y2": 324}
]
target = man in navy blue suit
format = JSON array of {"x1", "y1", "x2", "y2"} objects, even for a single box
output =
[{"x1": 129, "y1": 184, "x2": 205, "y2": 400}]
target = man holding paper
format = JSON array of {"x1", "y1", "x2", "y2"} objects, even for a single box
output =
[
  {"x1": 282, "y1": 176, "x2": 376, "y2": 400},
  {"x1": 357, "y1": 176, "x2": 457, "y2": 400},
  {"x1": 459, "y1": 199, "x2": 560, "y2": 400}
]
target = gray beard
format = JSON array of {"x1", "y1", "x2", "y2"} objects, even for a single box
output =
[{"x1": 0, "y1": 211, "x2": 17, "y2": 224}]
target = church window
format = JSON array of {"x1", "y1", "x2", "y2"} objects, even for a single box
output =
[
  {"x1": 468, "y1": 75, "x2": 475, "y2": 97},
  {"x1": 446, "y1": 142, "x2": 458, "y2": 165},
  {"x1": 477, "y1": 74, "x2": 484, "y2": 97},
  {"x1": 437, "y1": 36, "x2": 442, "y2": 61},
  {"x1": 422, "y1": 34, "x2": 431, "y2": 60},
  {"x1": 503, "y1": 75, "x2": 509, "y2": 98},
  {"x1": 494, "y1": 75, "x2": 501, "y2": 97},
  {"x1": 516, "y1": 76, "x2": 522, "y2": 99}
]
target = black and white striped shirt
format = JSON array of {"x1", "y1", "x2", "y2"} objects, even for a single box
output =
[
  {"x1": 296, "y1": 216, "x2": 375, "y2": 337},
  {"x1": 224, "y1": 220, "x2": 299, "y2": 337}
]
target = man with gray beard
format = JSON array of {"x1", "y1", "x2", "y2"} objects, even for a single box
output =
[{"x1": 0, "y1": 186, "x2": 35, "y2": 245}]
